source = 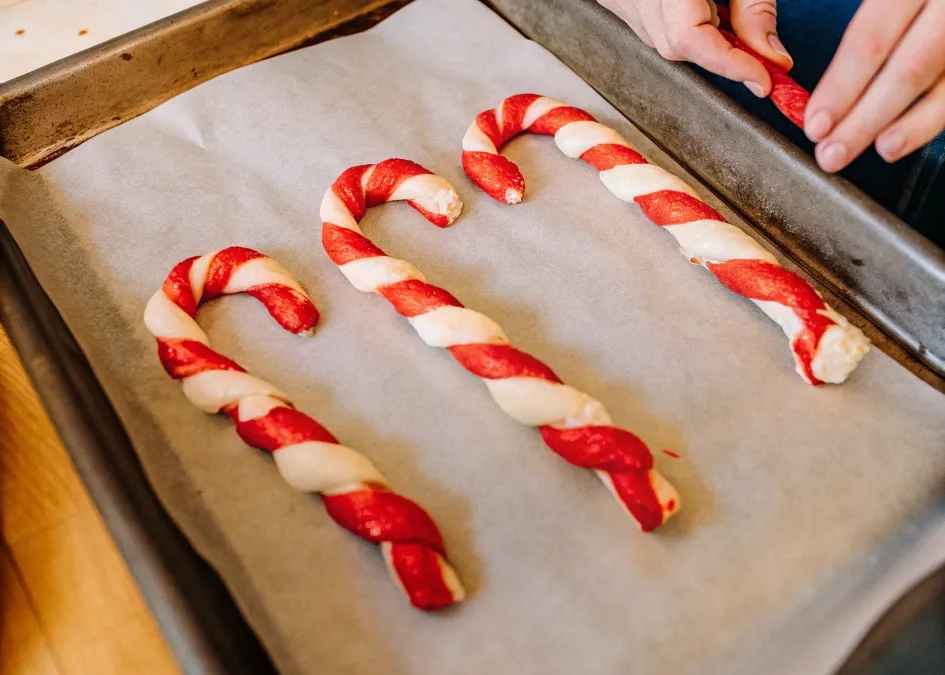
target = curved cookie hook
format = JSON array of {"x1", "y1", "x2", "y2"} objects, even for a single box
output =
[
  {"x1": 143, "y1": 246, "x2": 464, "y2": 611},
  {"x1": 462, "y1": 94, "x2": 869, "y2": 384},
  {"x1": 321, "y1": 159, "x2": 679, "y2": 532}
]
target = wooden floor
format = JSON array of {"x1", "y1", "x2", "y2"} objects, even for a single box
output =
[{"x1": 0, "y1": 324, "x2": 179, "y2": 674}]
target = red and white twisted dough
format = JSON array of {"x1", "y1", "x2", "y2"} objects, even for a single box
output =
[
  {"x1": 143, "y1": 246, "x2": 464, "y2": 610},
  {"x1": 321, "y1": 159, "x2": 679, "y2": 532},
  {"x1": 715, "y1": 4, "x2": 809, "y2": 128},
  {"x1": 462, "y1": 95, "x2": 870, "y2": 385}
]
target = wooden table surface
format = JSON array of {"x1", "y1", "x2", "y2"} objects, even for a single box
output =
[{"x1": 0, "y1": 323, "x2": 179, "y2": 675}]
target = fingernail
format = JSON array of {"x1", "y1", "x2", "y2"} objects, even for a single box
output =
[
  {"x1": 744, "y1": 81, "x2": 765, "y2": 98},
  {"x1": 806, "y1": 110, "x2": 833, "y2": 142},
  {"x1": 767, "y1": 33, "x2": 793, "y2": 68},
  {"x1": 818, "y1": 142, "x2": 848, "y2": 173},
  {"x1": 877, "y1": 131, "x2": 906, "y2": 162}
]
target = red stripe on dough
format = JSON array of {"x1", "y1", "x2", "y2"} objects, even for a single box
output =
[
  {"x1": 462, "y1": 151, "x2": 524, "y2": 204},
  {"x1": 322, "y1": 488, "x2": 446, "y2": 554},
  {"x1": 719, "y1": 28, "x2": 808, "y2": 128},
  {"x1": 322, "y1": 223, "x2": 387, "y2": 265},
  {"x1": 157, "y1": 338, "x2": 245, "y2": 379},
  {"x1": 378, "y1": 279, "x2": 463, "y2": 318},
  {"x1": 528, "y1": 106, "x2": 596, "y2": 136},
  {"x1": 408, "y1": 201, "x2": 452, "y2": 228},
  {"x1": 201, "y1": 247, "x2": 265, "y2": 301},
  {"x1": 246, "y1": 284, "x2": 319, "y2": 335},
  {"x1": 474, "y1": 109, "x2": 502, "y2": 148},
  {"x1": 234, "y1": 406, "x2": 338, "y2": 451},
  {"x1": 608, "y1": 471, "x2": 667, "y2": 533},
  {"x1": 580, "y1": 144, "x2": 646, "y2": 171},
  {"x1": 540, "y1": 425, "x2": 654, "y2": 473},
  {"x1": 635, "y1": 190, "x2": 726, "y2": 226},
  {"x1": 388, "y1": 542, "x2": 456, "y2": 611},
  {"x1": 707, "y1": 258, "x2": 833, "y2": 384},
  {"x1": 448, "y1": 344, "x2": 562, "y2": 382},
  {"x1": 162, "y1": 257, "x2": 198, "y2": 316},
  {"x1": 770, "y1": 70, "x2": 809, "y2": 129},
  {"x1": 365, "y1": 158, "x2": 431, "y2": 207},
  {"x1": 498, "y1": 93, "x2": 541, "y2": 141},
  {"x1": 331, "y1": 164, "x2": 372, "y2": 222}
]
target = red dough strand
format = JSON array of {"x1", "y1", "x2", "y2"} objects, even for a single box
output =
[{"x1": 716, "y1": 4, "x2": 809, "y2": 127}]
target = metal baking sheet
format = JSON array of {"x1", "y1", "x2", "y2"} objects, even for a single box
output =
[
  {"x1": 488, "y1": 0, "x2": 945, "y2": 382},
  {"x1": 0, "y1": 0, "x2": 942, "y2": 673},
  {"x1": 4, "y1": 0, "x2": 945, "y2": 673}
]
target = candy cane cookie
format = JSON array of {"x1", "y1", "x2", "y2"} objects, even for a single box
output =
[
  {"x1": 462, "y1": 95, "x2": 870, "y2": 385},
  {"x1": 321, "y1": 159, "x2": 679, "y2": 532},
  {"x1": 143, "y1": 246, "x2": 463, "y2": 610}
]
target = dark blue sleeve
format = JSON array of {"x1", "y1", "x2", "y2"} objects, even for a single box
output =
[{"x1": 706, "y1": 1, "x2": 944, "y2": 249}]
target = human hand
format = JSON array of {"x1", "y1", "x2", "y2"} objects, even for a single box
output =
[
  {"x1": 597, "y1": 0, "x2": 793, "y2": 97},
  {"x1": 806, "y1": 0, "x2": 945, "y2": 172}
]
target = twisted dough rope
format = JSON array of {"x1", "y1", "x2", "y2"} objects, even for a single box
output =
[
  {"x1": 462, "y1": 95, "x2": 870, "y2": 384},
  {"x1": 321, "y1": 158, "x2": 679, "y2": 532},
  {"x1": 716, "y1": 4, "x2": 808, "y2": 127},
  {"x1": 143, "y1": 246, "x2": 464, "y2": 611}
]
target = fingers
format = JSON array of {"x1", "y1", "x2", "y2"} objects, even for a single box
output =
[
  {"x1": 636, "y1": 0, "x2": 674, "y2": 55},
  {"x1": 876, "y1": 77, "x2": 945, "y2": 162},
  {"x1": 812, "y1": 0, "x2": 945, "y2": 172},
  {"x1": 729, "y1": 0, "x2": 793, "y2": 71},
  {"x1": 805, "y1": 0, "x2": 924, "y2": 143},
  {"x1": 598, "y1": 0, "x2": 655, "y2": 47},
  {"x1": 662, "y1": 0, "x2": 772, "y2": 94}
]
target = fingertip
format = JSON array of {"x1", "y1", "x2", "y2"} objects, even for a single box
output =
[
  {"x1": 876, "y1": 130, "x2": 906, "y2": 162},
  {"x1": 805, "y1": 109, "x2": 834, "y2": 142},
  {"x1": 815, "y1": 140, "x2": 850, "y2": 173},
  {"x1": 745, "y1": 81, "x2": 766, "y2": 98},
  {"x1": 737, "y1": 57, "x2": 772, "y2": 96},
  {"x1": 766, "y1": 33, "x2": 794, "y2": 71}
]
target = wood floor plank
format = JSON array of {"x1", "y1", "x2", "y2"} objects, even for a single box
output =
[
  {"x1": 0, "y1": 324, "x2": 178, "y2": 673},
  {"x1": 0, "y1": 327, "x2": 88, "y2": 545},
  {"x1": 0, "y1": 546, "x2": 60, "y2": 675},
  {"x1": 57, "y1": 611, "x2": 178, "y2": 675},
  {"x1": 10, "y1": 506, "x2": 147, "y2": 656}
]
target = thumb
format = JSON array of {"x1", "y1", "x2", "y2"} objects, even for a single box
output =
[{"x1": 729, "y1": 0, "x2": 793, "y2": 71}]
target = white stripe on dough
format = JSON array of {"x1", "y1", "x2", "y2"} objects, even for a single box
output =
[
  {"x1": 463, "y1": 122, "x2": 497, "y2": 153},
  {"x1": 236, "y1": 394, "x2": 289, "y2": 422},
  {"x1": 188, "y1": 252, "x2": 215, "y2": 301},
  {"x1": 752, "y1": 299, "x2": 804, "y2": 342},
  {"x1": 522, "y1": 97, "x2": 567, "y2": 128},
  {"x1": 273, "y1": 440, "x2": 387, "y2": 493},
  {"x1": 360, "y1": 164, "x2": 376, "y2": 191},
  {"x1": 224, "y1": 257, "x2": 306, "y2": 296},
  {"x1": 390, "y1": 174, "x2": 463, "y2": 223},
  {"x1": 554, "y1": 121, "x2": 633, "y2": 159},
  {"x1": 181, "y1": 370, "x2": 289, "y2": 413},
  {"x1": 340, "y1": 257, "x2": 424, "y2": 293},
  {"x1": 144, "y1": 291, "x2": 210, "y2": 344},
  {"x1": 484, "y1": 377, "x2": 610, "y2": 427},
  {"x1": 320, "y1": 189, "x2": 361, "y2": 231},
  {"x1": 600, "y1": 163, "x2": 700, "y2": 202},
  {"x1": 811, "y1": 322, "x2": 870, "y2": 384},
  {"x1": 408, "y1": 306, "x2": 508, "y2": 347},
  {"x1": 667, "y1": 220, "x2": 777, "y2": 264}
]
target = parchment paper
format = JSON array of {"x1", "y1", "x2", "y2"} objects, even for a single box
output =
[{"x1": 2, "y1": 1, "x2": 945, "y2": 673}]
